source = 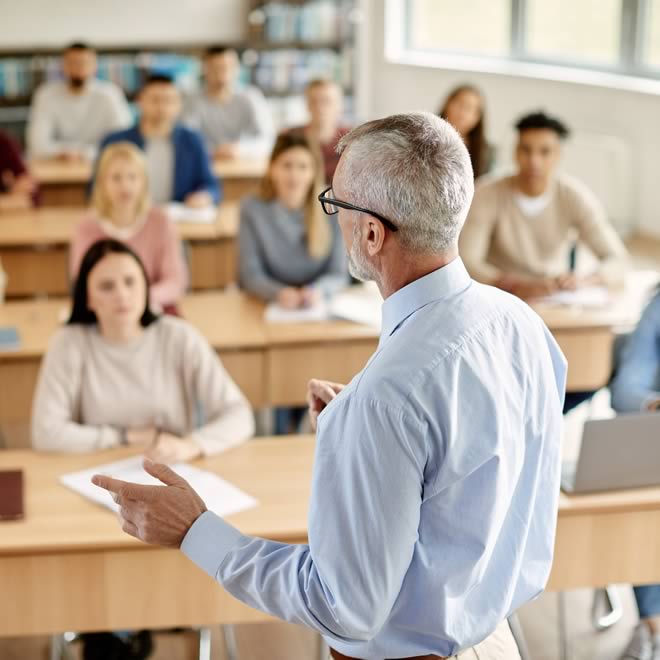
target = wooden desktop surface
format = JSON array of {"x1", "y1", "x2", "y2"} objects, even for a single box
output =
[
  {"x1": 30, "y1": 157, "x2": 268, "y2": 185},
  {"x1": 0, "y1": 278, "x2": 657, "y2": 426},
  {"x1": 0, "y1": 203, "x2": 239, "y2": 245},
  {"x1": 2, "y1": 437, "x2": 660, "y2": 636}
]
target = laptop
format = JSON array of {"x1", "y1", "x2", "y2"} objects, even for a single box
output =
[{"x1": 561, "y1": 413, "x2": 660, "y2": 494}]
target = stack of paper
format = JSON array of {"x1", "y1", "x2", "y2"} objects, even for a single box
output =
[
  {"x1": 539, "y1": 286, "x2": 610, "y2": 308},
  {"x1": 60, "y1": 456, "x2": 258, "y2": 517},
  {"x1": 165, "y1": 203, "x2": 217, "y2": 224},
  {"x1": 264, "y1": 300, "x2": 329, "y2": 323}
]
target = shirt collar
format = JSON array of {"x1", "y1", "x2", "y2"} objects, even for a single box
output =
[{"x1": 379, "y1": 257, "x2": 472, "y2": 346}]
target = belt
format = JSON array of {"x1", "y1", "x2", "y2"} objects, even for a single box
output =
[{"x1": 330, "y1": 649, "x2": 447, "y2": 660}]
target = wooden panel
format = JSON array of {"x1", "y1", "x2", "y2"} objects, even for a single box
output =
[
  {"x1": 223, "y1": 178, "x2": 260, "y2": 202},
  {"x1": 219, "y1": 350, "x2": 266, "y2": 408},
  {"x1": 553, "y1": 328, "x2": 614, "y2": 391},
  {"x1": 0, "y1": 359, "x2": 42, "y2": 423},
  {"x1": 1, "y1": 248, "x2": 69, "y2": 297},
  {"x1": 0, "y1": 549, "x2": 279, "y2": 637},
  {"x1": 39, "y1": 184, "x2": 87, "y2": 207},
  {"x1": 548, "y1": 508, "x2": 660, "y2": 591},
  {"x1": 267, "y1": 341, "x2": 377, "y2": 406},
  {"x1": 188, "y1": 239, "x2": 237, "y2": 290}
]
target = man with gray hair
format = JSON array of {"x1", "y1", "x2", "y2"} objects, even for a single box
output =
[{"x1": 94, "y1": 112, "x2": 567, "y2": 660}]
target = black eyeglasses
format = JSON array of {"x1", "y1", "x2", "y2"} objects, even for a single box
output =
[{"x1": 317, "y1": 186, "x2": 399, "y2": 232}]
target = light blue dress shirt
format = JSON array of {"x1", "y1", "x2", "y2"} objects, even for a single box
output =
[
  {"x1": 610, "y1": 291, "x2": 660, "y2": 412},
  {"x1": 182, "y1": 257, "x2": 567, "y2": 659}
]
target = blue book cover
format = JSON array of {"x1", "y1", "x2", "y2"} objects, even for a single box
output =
[{"x1": 0, "y1": 326, "x2": 20, "y2": 351}]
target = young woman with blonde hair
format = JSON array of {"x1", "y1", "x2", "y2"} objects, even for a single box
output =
[
  {"x1": 238, "y1": 132, "x2": 347, "y2": 309},
  {"x1": 70, "y1": 141, "x2": 187, "y2": 312}
]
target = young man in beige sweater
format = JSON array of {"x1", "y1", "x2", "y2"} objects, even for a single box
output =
[{"x1": 459, "y1": 112, "x2": 627, "y2": 300}]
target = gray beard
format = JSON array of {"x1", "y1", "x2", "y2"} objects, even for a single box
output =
[{"x1": 347, "y1": 223, "x2": 378, "y2": 282}]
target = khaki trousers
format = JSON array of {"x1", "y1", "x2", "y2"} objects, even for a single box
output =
[{"x1": 329, "y1": 620, "x2": 522, "y2": 660}]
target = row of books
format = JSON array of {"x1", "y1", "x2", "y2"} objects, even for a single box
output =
[
  {"x1": 250, "y1": 1, "x2": 355, "y2": 44},
  {"x1": 0, "y1": 47, "x2": 351, "y2": 100},
  {"x1": 252, "y1": 48, "x2": 353, "y2": 94}
]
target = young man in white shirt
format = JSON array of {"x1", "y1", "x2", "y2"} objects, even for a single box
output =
[{"x1": 27, "y1": 42, "x2": 132, "y2": 161}]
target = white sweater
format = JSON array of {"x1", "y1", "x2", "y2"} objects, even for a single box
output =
[
  {"x1": 31, "y1": 316, "x2": 254, "y2": 455},
  {"x1": 27, "y1": 79, "x2": 132, "y2": 159}
]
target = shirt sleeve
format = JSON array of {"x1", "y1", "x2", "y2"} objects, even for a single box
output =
[
  {"x1": 237, "y1": 202, "x2": 287, "y2": 301},
  {"x1": 27, "y1": 86, "x2": 63, "y2": 158},
  {"x1": 0, "y1": 132, "x2": 27, "y2": 182},
  {"x1": 181, "y1": 393, "x2": 426, "y2": 643},
  {"x1": 149, "y1": 214, "x2": 188, "y2": 309},
  {"x1": 567, "y1": 181, "x2": 628, "y2": 286},
  {"x1": 181, "y1": 326, "x2": 255, "y2": 456},
  {"x1": 31, "y1": 329, "x2": 122, "y2": 452},
  {"x1": 190, "y1": 131, "x2": 222, "y2": 204},
  {"x1": 236, "y1": 90, "x2": 275, "y2": 159},
  {"x1": 610, "y1": 293, "x2": 660, "y2": 412},
  {"x1": 458, "y1": 182, "x2": 502, "y2": 283}
]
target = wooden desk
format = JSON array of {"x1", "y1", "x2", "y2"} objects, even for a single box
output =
[
  {"x1": 0, "y1": 279, "x2": 656, "y2": 430},
  {"x1": 0, "y1": 204, "x2": 239, "y2": 296},
  {"x1": 2, "y1": 439, "x2": 660, "y2": 637},
  {"x1": 30, "y1": 158, "x2": 266, "y2": 206},
  {"x1": 0, "y1": 439, "x2": 311, "y2": 637}
]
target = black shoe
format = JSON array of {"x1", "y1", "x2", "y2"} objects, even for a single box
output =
[
  {"x1": 126, "y1": 630, "x2": 154, "y2": 660},
  {"x1": 81, "y1": 632, "x2": 130, "y2": 660}
]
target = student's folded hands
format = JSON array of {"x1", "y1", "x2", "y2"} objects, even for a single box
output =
[{"x1": 145, "y1": 432, "x2": 202, "y2": 463}]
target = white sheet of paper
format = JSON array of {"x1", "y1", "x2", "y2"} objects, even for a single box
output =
[
  {"x1": 60, "y1": 456, "x2": 258, "y2": 517},
  {"x1": 539, "y1": 286, "x2": 610, "y2": 308},
  {"x1": 329, "y1": 282, "x2": 382, "y2": 329},
  {"x1": 264, "y1": 300, "x2": 329, "y2": 323},
  {"x1": 165, "y1": 203, "x2": 217, "y2": 224}
]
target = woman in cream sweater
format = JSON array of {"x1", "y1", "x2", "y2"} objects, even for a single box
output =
[{"x1": 32, "y1": 238, "x2": 254, "y2": 461}]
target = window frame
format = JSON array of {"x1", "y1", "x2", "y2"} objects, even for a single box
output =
[{"x1": 396, "y1": 0, "x2": 660, "y2": 83}]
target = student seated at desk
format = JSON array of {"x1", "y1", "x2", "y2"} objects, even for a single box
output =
[
  {"x1": 0, "y1": 130, "x2": 38, "y2": 210},
  {"x1": 459, "y1": 111, "x2": 628, "y2": 300},
  {"x1": 439, "y1": 84, "x2": 494, "y2": 178},
  {"x1": 610, "y1": 290, "x2": 660, "y2": 660},
  {"x1": 99, "y1": 73, "x2": 221, "y2": 208},
  {"x1": 27, "y1": 42, "x2": 131, "y2": 161},
  {"x1": 287, "y1": 79, "x2": 351, "y2": 184},
  {"x1": 70, "y1": 142, "x2": 187, "y2": 313},
  {"x1": 32, "y1": 239, "x2": 254, "y2": 459},
  {"x1": 238, "y1": 132, "x2": 347, "y2": 308},
  {"x1": 183, "y1": 46, "x2": 274, "y2": 160}
]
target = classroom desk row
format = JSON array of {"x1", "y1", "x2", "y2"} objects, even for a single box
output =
[
  {"x1": 0, "y1": 204, "x2": 239, "y2": 296},
  {"x1": 2, "y1": 437, "x2": 660, "y2": 637},
  {"x1": 29, "y1": 157, "x2": 267, "y2": 206},
  {"x1": 0, "y1": 276, "x2": 656, "y2": 435}
]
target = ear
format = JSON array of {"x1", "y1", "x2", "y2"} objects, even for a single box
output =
[{"x1": 364, "y1": 216, "x2": 386, "y2": 257}]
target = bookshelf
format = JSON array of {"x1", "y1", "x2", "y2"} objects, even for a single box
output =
[{"x1": 0, "y1": 0, "x2": 359, "y2": 146}]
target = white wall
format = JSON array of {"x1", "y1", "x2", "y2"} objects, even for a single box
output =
[
  {"x1": 359, "y1": 0, "x2": 660, "y2": 238},
  {"x1": 0, "y1": 0, "x2": 247, "y2": 48}
]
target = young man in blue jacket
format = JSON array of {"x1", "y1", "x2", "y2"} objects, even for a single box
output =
[{"x1": 99, "y1": 73, "x2": 221, "y2": 207}]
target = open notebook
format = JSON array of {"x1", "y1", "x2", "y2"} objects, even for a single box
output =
[{"x1": 60, "y1": 456, "x2": 258, "y2": 518}]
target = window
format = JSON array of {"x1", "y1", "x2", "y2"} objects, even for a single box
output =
[
  {"x1": 526, "y1": 0, "x2": 621, "y2": 65},
  {"x1": 401, "y1": 0, "x2": 660, "y2": 80},
  {"x1": 407, "y1": 0, "x2": 510, "y2": 57},
  {"x1": 646, "y1": 0, "x2": 660, "y2": 69}
]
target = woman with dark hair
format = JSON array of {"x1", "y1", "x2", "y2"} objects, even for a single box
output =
[
  {"x1": 238, "y1": 131, "x2": 347, "y2": 309},
  {"x1": 439, "y1": 84, "x2": 493, "y2": 178},
  {"x1": 31, "y1": 239, "x2": 254, "y2": 459}
]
